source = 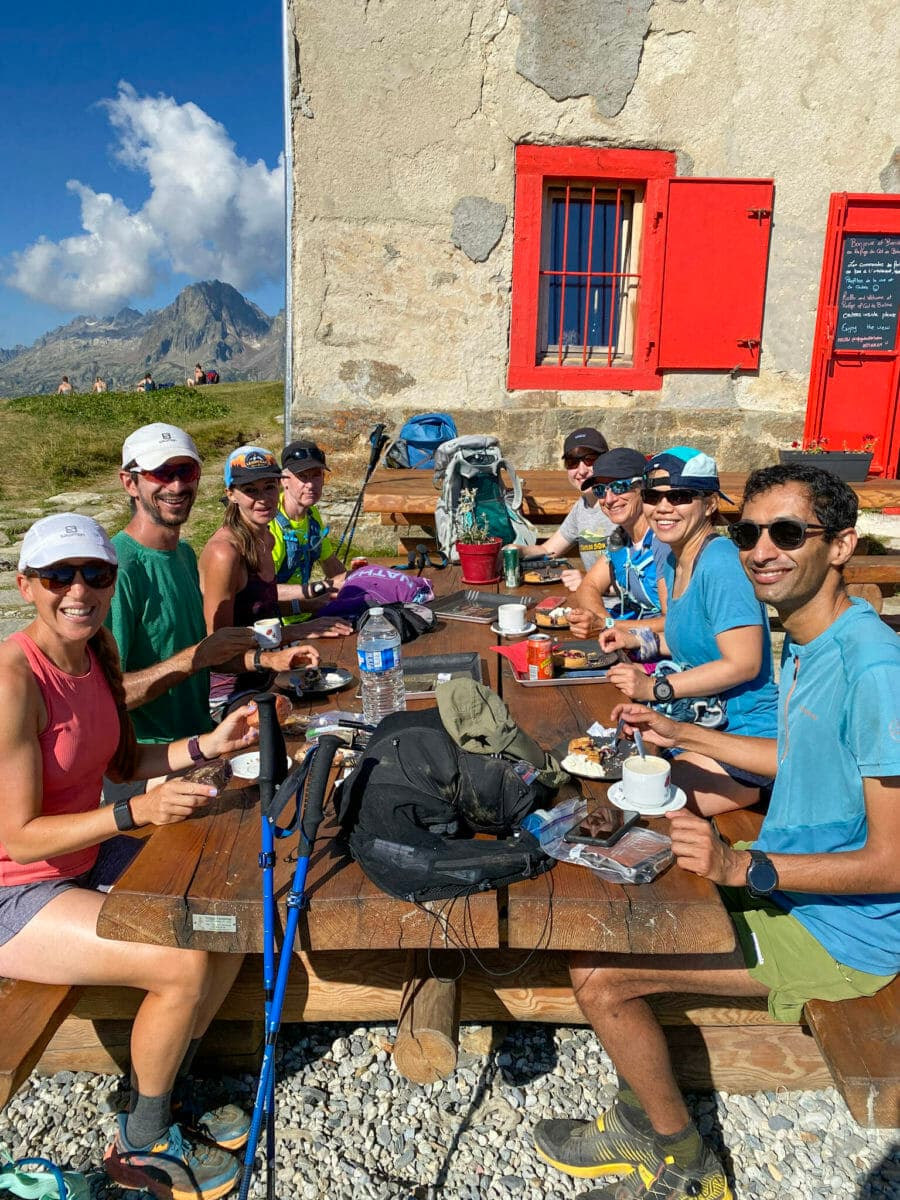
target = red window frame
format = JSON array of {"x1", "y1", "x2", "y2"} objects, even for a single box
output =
[{"x1": 509, "y1": 146, "x2": 676, "y2": 391}]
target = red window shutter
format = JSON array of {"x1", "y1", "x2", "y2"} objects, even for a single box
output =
[{"x1": 657, "y1": 179, "x2": 774, "y2": 370}]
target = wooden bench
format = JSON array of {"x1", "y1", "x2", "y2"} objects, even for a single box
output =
[{"x1": 0, "y1": 977, "x2": 80, "y2": 1109}]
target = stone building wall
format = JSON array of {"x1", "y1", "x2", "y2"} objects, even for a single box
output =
[{"x1": 287, "y1": 0, "x2": 898, "y2": 490}]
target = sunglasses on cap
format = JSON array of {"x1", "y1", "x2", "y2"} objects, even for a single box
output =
[
  {"x1": 137, "y1": 461, "x2": 201, "y2": 484},
  {"x1": 591, "y1": 478, "x2": 638, "y2": 499},
  {"x1": 25, "y1": 561, "x2": 118, "y2": 592},
  {"x1": 641, "y1": 487, "x2": 703, "y2": 507},
  {"x1": 564, "y1": 453, "x2": 599, "y2": 469},
  {"x1": 727, "y1": 519, "x2": 828, "y2": 552}
]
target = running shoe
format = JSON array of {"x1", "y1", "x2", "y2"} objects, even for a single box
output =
[
  {"x1": 533, "y1": 1104, "x2": 659, "y2": 1178},
  {"x1": 173, "y1": 1098, "x2": 251, "y2": 1151},
  {"x1": 583, "y1": 1145, "x2": 734, "y2": 1199},
  {"x1": 104, "y1": 1114, "x2": 240, "y2": 1200}
]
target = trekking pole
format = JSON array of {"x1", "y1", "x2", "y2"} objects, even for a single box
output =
[
  {"x1": 238, "y1": 730, "x2": 343, "y2": 1200},
  {"x1": 335, "y1": 422, "x2": 390, "y2": 563}
]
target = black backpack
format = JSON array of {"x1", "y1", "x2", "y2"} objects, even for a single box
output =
[{"x1": 335, "y1": 707, "x2": 556, "y2": 902}]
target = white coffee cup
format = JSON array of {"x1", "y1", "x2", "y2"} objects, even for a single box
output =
[
  {"x1": 498, "y1": 602, "x2": 527, "y2": 632},
  {"x1": 252, "y1": 618, "x2": 282, "y2": 648},
  {"x1": 621, "y1": 754, "x2": 672, "y2": 810}
]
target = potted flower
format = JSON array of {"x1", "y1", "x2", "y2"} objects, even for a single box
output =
[
  {"x1": 778, "y1": 434, "x2": 876, "y2": 483},
  {"x1": 454, "y1": 488, "x2": 502, "y2": 583}
]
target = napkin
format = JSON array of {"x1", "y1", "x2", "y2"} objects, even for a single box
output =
[{"x1": 491, "y1": 642, "x2": 532, "y2": 674}]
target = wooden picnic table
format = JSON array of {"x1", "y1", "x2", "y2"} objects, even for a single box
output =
[
  {"x1": 96, "y1": 565, "x2": 735, "y2": 959},
  {"x1": 363, "y1": 467, "x2": 900, "y2": 526}
]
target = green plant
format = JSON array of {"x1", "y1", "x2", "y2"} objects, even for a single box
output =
[
  {"x1": 788, "y1": 434, "x2": 877, "y2": 454},
  {"x1": 453, "y1": 487, "x2": 498, "y2": 544}
]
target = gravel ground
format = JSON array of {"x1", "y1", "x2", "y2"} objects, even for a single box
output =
[{"x1": 1, "y1": 1022, "x2": 897, "y2": 1200}]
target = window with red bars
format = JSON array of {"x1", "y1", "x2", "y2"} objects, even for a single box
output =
[{"x1": 508, "y1": 146, "x2": 775, "y2": 392}]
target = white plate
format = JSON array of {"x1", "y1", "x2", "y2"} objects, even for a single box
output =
[
  {"x1": 607, "y1": 780, "x2": 686, "y2": 816},
  {"x1": 230, "y1": 752, "x2": 293, "y2": 780},
  {"x1": 490, "y1": 621, "x2": 537, "y2": 637}
]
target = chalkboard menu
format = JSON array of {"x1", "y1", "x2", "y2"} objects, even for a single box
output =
[{"x1": 834, "y1": 233, "x2": 900, "y2": 351}]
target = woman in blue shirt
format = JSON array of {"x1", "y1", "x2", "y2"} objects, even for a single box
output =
[{"x1": 602, "y1": 446, "x2": 778, "y2": 814}]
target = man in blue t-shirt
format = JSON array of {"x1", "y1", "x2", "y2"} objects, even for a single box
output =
[{"x1": 533, "y1": 463, "x2": 899, "y2": 1200}]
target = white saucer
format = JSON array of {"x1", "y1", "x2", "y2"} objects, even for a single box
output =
[
  {"x1": 607, "y1": 780, "x2": 686, "y2": 816},
  {"x1": 490, "y1": 621, "x2": 537, "y2": 637},
  {"x1": 230, "y1": 752, "x2": 293, "y2": 781}
]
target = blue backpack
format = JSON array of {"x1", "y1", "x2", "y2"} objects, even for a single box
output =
[{"x1": 385, "y1": 412, "x2": 458, "y2": 469}]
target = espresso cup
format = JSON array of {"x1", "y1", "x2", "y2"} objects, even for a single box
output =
[
  {"x1": 252, "y1": 618, "x2": 282, "y2": 648},
  {"x1": 621, "y1": 754, "x2": 671, "y2": 810},
  {"x1": 498, "y1": 602, "x2": 527, "y2": 632}
]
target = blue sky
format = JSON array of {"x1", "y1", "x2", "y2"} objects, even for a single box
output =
[{"x1": 0, "y1": 0, "x2": 285, "y2": 348}]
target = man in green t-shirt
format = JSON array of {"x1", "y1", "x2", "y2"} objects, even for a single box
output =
[
  {"x1": 271, "y1": 439, "x2": 348, "y2": 625},
  {"x1": 106, "y1": 423, "x2": 259, "y2": 749}
]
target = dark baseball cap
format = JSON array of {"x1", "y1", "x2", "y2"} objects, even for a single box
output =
[
  {"x1": 581, "y1": 448, "x2": 648, "y2": 491},
  {"x1": 281, "y1": 439, "x2": 329, "y2": 474},
  {"x1": 562, "y1": 427, "x2": 609, "y2": 458},
  {"x1": 643, "y1": 445, "x2": 732, "y2": 501}
]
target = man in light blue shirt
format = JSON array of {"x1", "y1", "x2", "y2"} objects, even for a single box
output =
[{"x1": 533, "y1": 462, "x2": 899, "y2": 1200}]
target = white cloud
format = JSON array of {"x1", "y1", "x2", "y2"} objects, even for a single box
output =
[{"x1": 7, "y1": 83, "x2": 284, "y2": 314}]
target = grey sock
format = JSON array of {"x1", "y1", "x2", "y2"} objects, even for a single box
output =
[
  {"x1": 654, "y1": 1119, "x2": 703, "y2": 1168},
  {"x1": 125, "y1": 1091, "x2": 172, "y2": 1149}
]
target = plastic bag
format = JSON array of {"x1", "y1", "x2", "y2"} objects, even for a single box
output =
[{"x1": 534, "y1": 795, "x2": 674, "y2": 884}]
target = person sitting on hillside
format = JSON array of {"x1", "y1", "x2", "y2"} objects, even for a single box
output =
[
  {"x1": 136, "y1": 372, "x2": 155, "y2": 393},
  {"x1": 56, "y1": 376, "x2": 73, "y2": 395},
  {"x1": 565, "y1": 447, "x2": 668, "y2": 640},
  {"x1": 599, "y1": 447, "x2": 778, "y2": 815},
  {"x1": 92, "y1": 376, "x2": 108, "y2": 394},
  {"x1": 271, "y1": 440, "x2": 348, "y2": 625},
  {"x1": 199, "y1": 445, "x2": 352, "y2": 715},
  {"x1": 0, "y1": 512, "x2": 260, "y2": 1199},
  {"x1": 506, "y1": 426, "x2": 614, "y2": 591},
  {"x1": 192, "y1": 364, "x2": 206, "y2": 386}
]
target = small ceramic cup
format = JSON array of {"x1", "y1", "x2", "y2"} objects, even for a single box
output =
[
  {"x1": 621, "y1": 754, "x2": 671, "y2": 810},
  {"x1": 252, "y1": 618, "x2": 282, "y2": 648},
  {"x1": 497, "y1": 603, "x2": 527, "y2": 632}
]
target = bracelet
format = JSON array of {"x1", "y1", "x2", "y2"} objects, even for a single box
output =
[
  {"x1": 187, "y1": 735, "x2": 210, "y2": 764},
  {"x1": 632, "y1": 629, "x2": 661, "y2": 662},
  {"x1": 113, "y1": 797, "x2": 136, "y2": 832},
  {"x1": 252, "y1": 646, "x2": 266, "y2": 672}
]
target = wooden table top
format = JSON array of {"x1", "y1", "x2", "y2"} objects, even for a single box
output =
[
  {"x1": 363, "y1": 467, "x2": 900, "y2": 521},
  {"x1": 97, "y1": 564, "x2": 738, "y2": 958}
]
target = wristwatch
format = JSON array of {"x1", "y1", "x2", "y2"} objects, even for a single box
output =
[
  {"x1": 652, "y1": 676, "x2": 676, "y2": 704},
  {"x1": 187, "y1": 735, "x2": 209, "y2": 764},
  {"x1": 113, "y1": 797, "x2": 136, "y2": 832},
  {"x1": 252, "y1": 646, "x2": 266, "y2": 672},
  {"x1": 746, "y1": 849, "x2": 779, "y2": 898}
]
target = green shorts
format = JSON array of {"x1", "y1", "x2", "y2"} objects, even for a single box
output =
[{"x1": 720, "y1": 884, "x2": 895, "y2": 1023}]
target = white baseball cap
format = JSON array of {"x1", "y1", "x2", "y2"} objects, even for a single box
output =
[
  {"x1": 121, "y1": 423, "x2": 201, "y2": 471},
  {"x1": 18, "y1": 513, "x2": 118, "y2": 571}
]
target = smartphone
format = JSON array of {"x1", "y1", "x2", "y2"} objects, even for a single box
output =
[{"x1": 563, "y1": 806, "x2": 640, "y2": 848}]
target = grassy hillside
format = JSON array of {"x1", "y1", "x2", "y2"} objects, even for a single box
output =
[{"x1": 0, "y1": 382, "x2": 287, "y2": 552}]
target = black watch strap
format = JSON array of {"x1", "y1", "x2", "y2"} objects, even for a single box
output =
[
  {"x1": 113, "y1": 797, "x2": 136, "y2": 832},
  {"x1": 746, "y1": 849, "x2": 779, "y2": 898},
  {"x1": 253, "y1": 646, "x2": 265, "y2": 672}
]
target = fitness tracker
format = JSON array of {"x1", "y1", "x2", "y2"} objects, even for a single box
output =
[
  {"x1": 113, "y1": 797, "x2": 136, "y2": 832},
  {"x1": 291, "y1": 599, "x2": 302, "y2": 615},
  {"x1": 746, "y1": 849, "x2": 779, "y2": 898},
  {"x1": 652, "y1": 676, "x2": 676, "y2": 704},
  {"x1": 187, "y1": 735, "x2": 208, "y2": 764},
  {"x1": 252, "y1": 646, "x2": 266, "y2": 672}
]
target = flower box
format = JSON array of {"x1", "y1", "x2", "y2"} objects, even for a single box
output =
[{"x1": 777, "y1": 450, "x2": 873, "y2": 483}]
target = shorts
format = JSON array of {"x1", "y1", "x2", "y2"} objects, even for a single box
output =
[
  {"x1": 0, "y1": 836, "x2": 144, "y2": 948},
  {"x1": 720, "y1": 761, "x2": 773, "y2": 789},
  {"x1": 720, "y1": 884, "x2": 895, "y2": 1023}
]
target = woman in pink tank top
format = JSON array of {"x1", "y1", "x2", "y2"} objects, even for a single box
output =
[{"x1": 0, "y1": 513, "x2": 262, "y2": 1196}]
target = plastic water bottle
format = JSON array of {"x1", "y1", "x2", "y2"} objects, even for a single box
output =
[{"x1": 357, "y1": 607, "x2": 406, "y2": 724}]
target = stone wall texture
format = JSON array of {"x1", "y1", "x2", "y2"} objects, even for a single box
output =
[{"x1": 287, "y1": 0, "x2": 898, "y2": 496}]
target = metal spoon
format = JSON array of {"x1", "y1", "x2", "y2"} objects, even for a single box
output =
[{"x1": 633, "y1": 728, "x2": 647, "y2": 759}]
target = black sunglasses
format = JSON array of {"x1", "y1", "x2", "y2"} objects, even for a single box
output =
[
  {"x1": 728, "y1": 519, "x2": 828, "y2": 551},
  {"x1": 564, "y1": 453, "x2": 599, "y2": 469},
  {"x1": 641, "y1": 487, "x2": 703, "y2": 507},
  {"x1": 25, "y1": 561, "x2": 118, "y2": 592},
  {"x1": 591, "y1": 478, "x2": 637, "y2": 498}
]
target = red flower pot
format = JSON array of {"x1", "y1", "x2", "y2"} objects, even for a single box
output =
[{"x1": 456, "y1": 538, "x2": 502, "y2": 584}]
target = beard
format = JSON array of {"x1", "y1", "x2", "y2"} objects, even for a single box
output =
[{"x1": 140, "y1": 489, "x2": 195, "y2": 528}]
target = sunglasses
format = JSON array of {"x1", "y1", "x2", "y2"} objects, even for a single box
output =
[
  {"x1": 591, "y1": 478, "x2": 637, "y2": 498},
  {"x1": 641, "y1": 487, "x2": 703, "y2": 507},
  {"x1": 25, "y1": 561, "x2": 118, "y2": 592},
  {"x1": 564, "y1": 453, "x2": 599, "y2": 469},
  {"x1": 139, "y1": 461, "x2": 201, "y2": 484},
  {"x1": 727, "y1": 519, "x2": 828, "y2": 551}
]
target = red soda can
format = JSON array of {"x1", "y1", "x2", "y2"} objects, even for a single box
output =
[
  {"x1": 526, "y1": 633, "x2": 553, "y2": 680},
  {"x1": 350, "y1": 557, "x2": 368, "y2": 570}
]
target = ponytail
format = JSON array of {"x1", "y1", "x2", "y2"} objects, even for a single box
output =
[{"x1": 89, "y1": 626, "x2": 139, "y2": 781}]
